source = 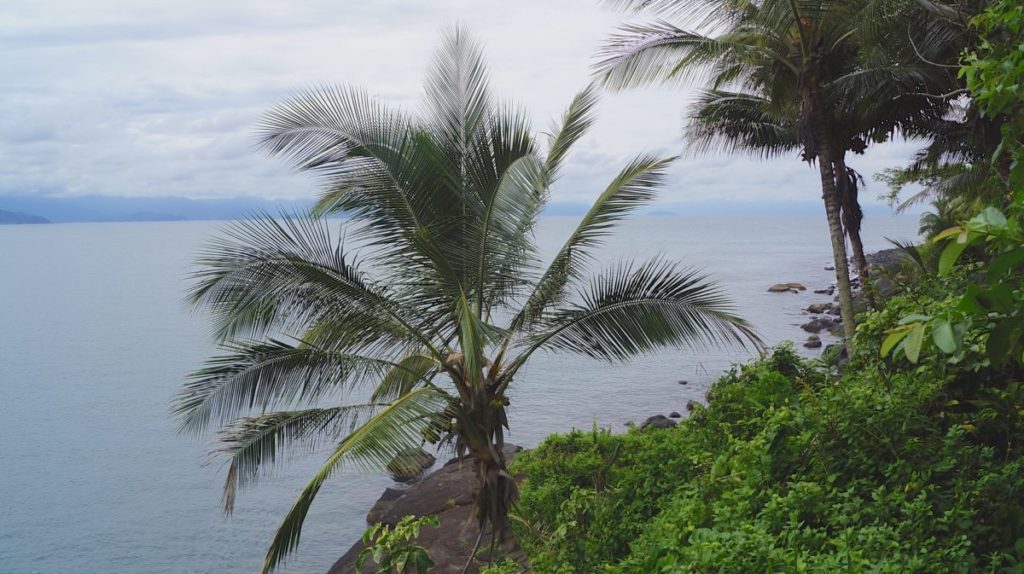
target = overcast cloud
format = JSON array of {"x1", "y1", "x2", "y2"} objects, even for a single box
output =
[{"x1": 0, "y1": 0, "x2": 923, "y2": 207}]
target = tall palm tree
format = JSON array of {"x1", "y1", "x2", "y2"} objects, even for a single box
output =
[
  {"x1": 595, "y1": 0, "x2": 882, "y2": 348},
  {"x1": 686, "y1": 88, "x2": 881, "y2": 305},
  {"x1": 174, "y1": 26, "x2": 759, "y2": 573}
]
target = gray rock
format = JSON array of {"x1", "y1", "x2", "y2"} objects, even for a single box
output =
[
  {"x1": 366, "y1": 487, "x2": 409, "y2": 524},
  {"x1": 686, "y1": 400, "x2": 699, "y2": 412},
  {"x1": 386, "y1": 448, "x2": 436, "y2": 483},
  {"x1": 814, "y1": 286, "x2": 836, "y2": 296},
  {"x1": 638, "y1": 414, "x2": 677, "y2": 431},
  {"x1": 677, "y1": 379, "x2": 689, "y2": 385},
  {"x1": 804, "y1": 334, "x2": 822, "y2": 349},
  {"x1": 669, "y1": 411, "x2": 682, "y2": 418},
  {"x1": 768, "y1": 282, "x2": 807, "y2": 293},
  {"x1": 801, "y1": 317, "x2": 836, "y2": 333},
  {"x1": 807, "y1": 302, "x2": 833, "y2": 314}
]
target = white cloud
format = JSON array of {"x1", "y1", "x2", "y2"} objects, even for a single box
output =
[{"x1": 0, "y1": 0, "x2": 923, "y2": 205}]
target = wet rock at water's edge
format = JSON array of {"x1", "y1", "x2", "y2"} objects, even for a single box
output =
[
  {"x1": 804, "y1": 334, "x2": 822, "y2": 349},
  {"x1": 801, "y1": 317, "x2": 836, "y2": 334},
  {"x1": 386, "y1": 448, "x2": 436, "y2": 483},
  {"x1": 768, "y1": 282, "x2": 807, "y2": 293},
  {"x1": 639, "y1": 414, "x2": 677, "y2": 431},
  {"x1": 807, "y1": 302, "x2": 833, "y2": 314}
]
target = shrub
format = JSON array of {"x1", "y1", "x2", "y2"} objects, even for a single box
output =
[{"x1": 513, "y1": 347, "x2": 1024, "y2": 573}]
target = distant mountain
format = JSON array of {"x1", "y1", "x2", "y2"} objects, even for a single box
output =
[
  {"x1": 0, "y1": 209, "x2": 49, "y2": 224},
  {"x1": 0, "y1": 195, "x2": 312, "y2": 223}
]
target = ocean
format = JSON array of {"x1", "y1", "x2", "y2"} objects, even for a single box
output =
[{"x1": 0, "y1": 212, "x2": 920, "y2": 573}]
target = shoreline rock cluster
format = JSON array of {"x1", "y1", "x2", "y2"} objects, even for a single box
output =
[{"x1": 768, "y1": 247, "x2": 910, "y2": 351}]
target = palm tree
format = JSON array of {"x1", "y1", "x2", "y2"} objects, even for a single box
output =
[
  {"x1": 174, "y1": 26, "x2": 759, "y2": 573},
  {"x1": 595, "y1": 0, "x2": 883, "y2": 348}
]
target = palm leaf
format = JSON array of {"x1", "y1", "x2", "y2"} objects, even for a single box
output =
[
  {"x1": 518, "y1": 257, "x2": 760, "y2": 365},
  {"x1": 174, "y1": 340, "x2": 407, "y2": 436},
  {"x1": 260, "y1": 387, "x2": 450, "y2": 573},
  {"x1": 513, "y1": 154, "x2": 675, "y2": 331},
  {"x1": 216, "y1": 405, "x2": 381, "y2": 514}
]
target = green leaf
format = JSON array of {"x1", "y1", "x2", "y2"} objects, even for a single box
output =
[
  {"x1": 880, "y1": 329, "x2": 911, "y2": 357},
  {"x1": 898, "y1": 314, "x2": 931, "y2": 325},
  {"x1": 931, "y1": 319, "x2": 957, "y2": 354},
  {"x1": 904, "y1": 324, "x2": 926, "y2": 364},
  {"x1": 987, "y1": 248, "x2": 1024, "y2": 282},
  {"x1": 932, "y1": 226, "x2": 963, "y2": 242},
  {"x1": 938, "y1": 238, "x2": 971, "y2": 276},
  {"x1": 988, "y1": 317, "x2": 1024, "y2": 365}
]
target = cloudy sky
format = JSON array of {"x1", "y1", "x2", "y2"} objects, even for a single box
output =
[{"x1": 1, "y1": 0, "x2": 923, "y2": 208}]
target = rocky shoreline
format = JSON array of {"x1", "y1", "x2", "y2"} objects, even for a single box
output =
[{"x1": 328, "y1": 248, "x2": 911, "y2": 573}]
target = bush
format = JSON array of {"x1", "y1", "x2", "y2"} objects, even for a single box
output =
[{"x1": 512, "y1": 346, "x2": 1024, "y2": 573}]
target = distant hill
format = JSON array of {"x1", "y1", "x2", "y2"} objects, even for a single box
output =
[
  {"x1": 0, "y1": 195, "x2": 312, "y2": 223},
  {"x1": 0, "y1": 209, "x2": 49, "y2": 224}
]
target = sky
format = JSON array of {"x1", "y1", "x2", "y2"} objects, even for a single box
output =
[{"x1": 0, "y1": 0, "x2": 925, "y2": 208}]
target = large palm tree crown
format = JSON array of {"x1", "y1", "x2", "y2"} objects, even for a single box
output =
[{"x1": 174, "y1": 26, "x2": 759, "y2": 573}]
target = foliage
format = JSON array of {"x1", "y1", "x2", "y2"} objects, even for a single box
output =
[
  {"x1": 357, "y1": 515, "x2": 439, "y2": 574},
  {"x1": 961, "y1": 0, "x2": 1024, "y2": 192},
  {"x1": 882, "y1": 0, "x2": 1024, "y2": 370},
  {"x1": 881, "y1": 207, "x2": 1024, "y2": 366},
  {"x1": 479, "y1": 559, "x2": 524, "y2": 574},
  {"x1": 512, "y1": 347, "x2": 1024, "y2": 572},
  {"x1": 176, "y1": 25, "x2": 758, "y2": 573}
]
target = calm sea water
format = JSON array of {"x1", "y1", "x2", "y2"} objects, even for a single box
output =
[{"x1": 0, "y1": 213, "x2": 919, "y2": 574}]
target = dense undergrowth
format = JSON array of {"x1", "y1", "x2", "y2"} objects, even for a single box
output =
[{"x1": 511, "y1": 316, "x2": 1024, "y2": 572}]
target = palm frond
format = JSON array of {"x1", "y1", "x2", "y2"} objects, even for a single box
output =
[
  {"x1": 595, "y1": 20, "x2": 713, "y2": 89},
  {"x1": 260, "y1": 387, "x2": 450, "y2": 573},
  {"x1": 513, "y1": 154, "x2": 675, "y2": 331},
  {"x1": 174, "y1": 340, "x2": 407, "y2": 436},
  {"x1": 422, "y1": 24, "x2": 494, "y2": 172},
  {"x1": 686, "y1": 89, "x2": 800, "y2": 158},
  {"x1": 519, "y1": 257, "x2": 760, "y2": 365},
  {"x1": 544, "y1": 84, "x2": 600, "y2": 182},
  {"x1": 216, "y1": 405, "x2": 381, "y2": 514},
  {"x1": 188, "y1": 214, "x2": 439, "y2": 353},
  {"x1": 370, "y1": 351, "x2": 440, "y2": 403}
]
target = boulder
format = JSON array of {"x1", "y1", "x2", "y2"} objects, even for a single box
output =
[
  {"x1": 686, "y1": 400, "x2": 699, "y2": 412},
  {"x1": 801, "y1": 317, "x2": 836, "y2": 333},
  {"x1": 768, "y1": 282, "x2": 807, "y2": 293},
  {"x1": 677, "y1": 379, "x2": 689, "y2": 385},
  {"x1": 669, "y1": 411, "x2": 682, "y2": 419},
  {"x1": 824, "y1": 265, "x2": 835, "y2": 271},
  {"x1": 804, "y1": 334, "x2": 822, "y2": 349},
  {"x1": 333, "y1": 445, "x2": 526, "y2": 574},
  {"x1": 639, "y1": 414, "x2": 677, "y2": 431},
  {"x1": 366, "y1": 487, "x2": 409, "y2": 524},
  {"x1": 815, "y1": 286, "x2": 836, "y2": 296},
  {"x1": 386, "y1": 448, "x2": 436, "y2": 483},
  {"x1": 807, "y1": 302, "x2": 832, "y2": 314}
]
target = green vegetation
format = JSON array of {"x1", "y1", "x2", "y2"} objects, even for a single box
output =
[
  {"x1": 358, "y1": 516, "x2": 438, "y2": 574},
  {"x1": 512, "y1": 341, "x2": 1024, "y2": 572},
  {"x1": 176, "y1": 25, "x2": 758, "y2": 573}
]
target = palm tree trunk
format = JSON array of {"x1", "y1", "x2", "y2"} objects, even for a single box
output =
[
  {"x1": 807, "y1": 92, "x2": 857, "y2": 354},
  {"x1": 462, "y1": 393, "x2": 518, "y2": 541},
  {"x1": 834, "y1": 154, "x2": 875, "y2": 309}
]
